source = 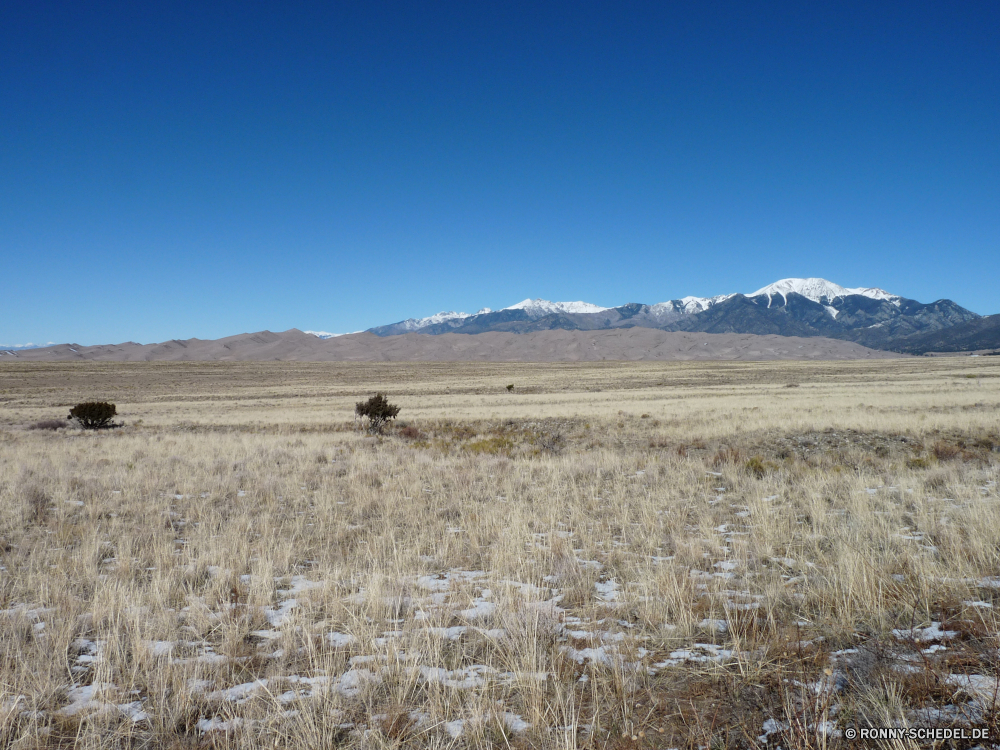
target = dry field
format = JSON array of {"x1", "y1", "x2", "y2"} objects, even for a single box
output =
[{"x1": 1, "y1": 358, "x2": 999, "y2": 749}]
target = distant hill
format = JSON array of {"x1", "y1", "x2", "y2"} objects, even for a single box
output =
[{"x1": 0, "y1": 329, "x2": 903, "y2": 363}]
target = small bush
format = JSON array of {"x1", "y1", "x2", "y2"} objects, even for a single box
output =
[
  {"x1": 744, "y1": 456, "x2": 778, "y2": 478},
  {"x1": 973, "y1": 436, "x2": 996, "y2": 452},
  {"x1": 68, "y1": 402, "x2": 118, "y2": 430},
  {"x1": 30, "y1": 419, "x2": 67, "y2": 431},
  {"x1": 506, "y1": 384, "x2": 514, "y2": 392},
  {"x1": 536, "y1": 431, "x2": 564, "y2": 454},
  {"x1": 713, "y1": 446, "x2": 743, "y2": 466},
  {"x1": 932, "y1": 441, "x2": 960, "y2": 460},
  {"x1": 355, "y1": 393, "x2": 400, "y2": 434},
  {"x1": 24, "y1": 485, "x2": 50, "y2": 523}
]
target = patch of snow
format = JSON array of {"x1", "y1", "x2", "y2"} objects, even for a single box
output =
[
  {"x1": 503, "y1": 713, "x2": 530, "y2": 732},
  {"x1": 414, "y1": 570, "x2": 486, "y2": 592},
  {"x1": 891, "y1": 622, "x2": 958, "y2": 642},
  {"x1": 337, "y1": 668, "x2": 382, "y2": 697},
  {"x1": 945, "y1": 674, "x2": 1000, "y2": 704},
  {"x1": 326, "y1": 632, "x2": 357, "y2": 647},
  {"x1": 277, "y1": 576, "x2": 323, "y2": 596},
  {"x1": 263, "y1": 598, "x2": 299, "y2": 627},
  {"x1": 58, "y1": 684, "x2": 148, "y2": 722},
  {"x1": 758, "y1": 717, "x2": 789, "y2": 743},
  {"x1": 425, "y1": 626, "x2": 468, "y2": 640},
  {"x1": 458, "y1": 600, "x2": 497, "y2": 620},
  {"x1": 198, "y1": 716, "x2": 246, "y2": 732},
  {"x1": 594, "y1": 580, "x2": 620, "y2": 602},
  {"x1": 207, "y1": 679, "x2": 268, "y2": 702},
  {"x1": 416, "y1": 664, "x2": 494, "y2": 689},
  {"x1": 654, "y1": 643, "x2": 734, "y2": 668},
  {"x1": 561, "y1": 645, "x2": 621, "y2": 666},
  {"x1": 698, "y1": 618, "x2": 728, "y2": 633}
]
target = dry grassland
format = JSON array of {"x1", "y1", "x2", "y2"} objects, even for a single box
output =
[{"x1": 1, "y1": 358, "x2": 999, "y2": 749}]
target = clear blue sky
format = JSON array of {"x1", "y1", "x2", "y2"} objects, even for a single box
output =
[{"x1": 2, "y1": 1, "x2": 998, "y2": 345}]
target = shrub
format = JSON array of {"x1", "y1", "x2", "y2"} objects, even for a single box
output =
[
  {"x1": 745, "y1": 456, "x2": 778, "y2": 478},
  {"x1": 932, "y1": 441, "x2": 960, "y2": 460},
  {"x1": 355, "y1": 393, "x2": 400, "y2": 434},
  {"x1": 713, "y1": 446, "x2": 743, "y2": 466},
  {"x1": 68, "y1": 402, "x2": 118, "y2": 430},
  {"x1": 506, "y1": 384, "x2": 514, "y2": 392},
  {"x1": 24, "y1": 485, "x2": 50, "y2": 523}
]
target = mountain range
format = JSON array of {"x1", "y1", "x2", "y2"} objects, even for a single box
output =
[
  {"x1": 367, "y1": 278, "x2": 992, "y2": 354},
  {"x1": 3, "y1": 278, "x2": 995, "y2": 362}
]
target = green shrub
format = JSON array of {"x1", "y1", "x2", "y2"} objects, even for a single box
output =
[
  {"x1": 506, "y1": 384, "x2": 514, "y2": 392},
  {"x1": 355, "y1": 393, "x2": 401, "y2": 434},
  {"x1": 68, "y1": 402, "x2": 118, "y2": 430},
  {"x1": 744, "y1": 456, "x2": 777, "y2": 478}
]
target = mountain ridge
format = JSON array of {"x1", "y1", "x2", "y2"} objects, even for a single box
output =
[{"x1": 365, "y1": 278, "x2": 985, "y2": 352}]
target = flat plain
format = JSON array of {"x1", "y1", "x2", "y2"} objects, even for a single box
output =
[{"x1": 1, "y1": 358, "x2": 999, "y2": 749}]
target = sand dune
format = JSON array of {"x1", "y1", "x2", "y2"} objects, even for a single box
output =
[{"x1": 1, "y1": 328, "x2": 904, "y2": 362}]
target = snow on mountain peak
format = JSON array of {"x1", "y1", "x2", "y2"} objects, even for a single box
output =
[
  {"x1": 503, "y1": 299, "x2": 610, "y2": 315},
  {"x1": 650, "y1": 294, "x2": 735, "y2": 314},
  {"x1": 678, "y1": 294, "x2": 736, "y2": 313},
  {"x1": 749, "y1": 278, "x2": 898, "y2": 303},
  {"x1": 396, "y1": 310, "x2": 472, "y2": 331},
  {"x1": 305, "y1": 330, "x2": 360, "y2": 339}
]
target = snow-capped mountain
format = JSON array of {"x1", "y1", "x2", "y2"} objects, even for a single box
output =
[
  {"x1": 304, "y1": 330, "x2": 361, "y2": 339},
  {"x1": 503, "y1": 299, "x2": 610, "y2": 316},
  {"x1": 749, "y1": 278, "x2": 901, "y2": 305},
  {"x1": 651, "y1": 294, "x2": 738, "y2": 315},
  {"x1": 361, "y1": 278, "x2": 979, "y2": 350},
  {"x1": 366, "y1": 308, "x2": 500, "y2": 336},
  {"x1": 0, "y1": 342, "x2": 55, "y2": 352},
  {"x1": 391, "y1": 311, "x2": 473, "y2": 333}
]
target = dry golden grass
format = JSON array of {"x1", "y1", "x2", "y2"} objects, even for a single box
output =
[{"x1": 1, "y1": 358, "x2": 998, "y2": 749}]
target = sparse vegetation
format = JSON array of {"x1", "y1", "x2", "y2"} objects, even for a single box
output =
[
  {"x1": 29, "y1": 419, "x2": 67, "y2": 431},
  {"x1": 0, "y1": 359, "x2": 997, "y2": 748}
]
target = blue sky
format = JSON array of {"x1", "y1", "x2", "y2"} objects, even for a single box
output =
[{"x1": 2, "y1": 1, "x2": 998, "y2": 345}]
